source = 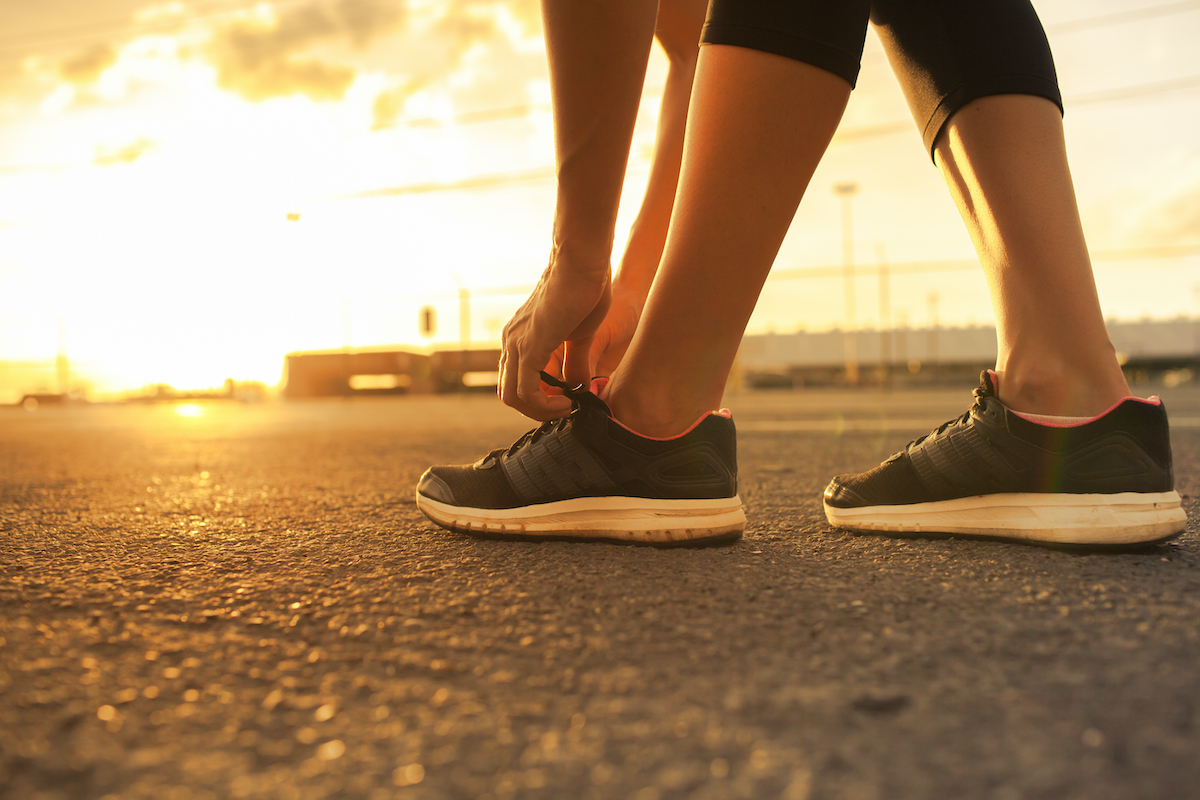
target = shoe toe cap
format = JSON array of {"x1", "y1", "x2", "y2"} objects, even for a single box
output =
[
  {"x1": 823, "y1": 477, "x2": 868, "y2": 509},
  {"x1": 417, "y1": 469, "x2": 456, "y2": 504}
]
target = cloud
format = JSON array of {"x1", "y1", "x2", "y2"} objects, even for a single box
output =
[
  {"x1": 1134, "y1": 184, "x2": 1200, "y2": 246},
  {"x1": 22, "y1": 0, "x2": 545, "y2": 117},
  {"x1": 213, "y1": 51, "x2": 356, "y2": 103},
  {"x1": 58, "y1": 44, "x2": 118, "y2": 85},
  {"x1": 95, "y1": 138, "x2": 157, "y2": 166},
  {"x1": 336, "y1": 0, "x2": 408, "y2": 47},
  {"x1": 367, "y1": 0, "x2": 543, "y2": 127},
  {"x1": 371, "y1": 76, "x2": 425, "y2": 129},
  {"x1": 431, "y1": 0, "x2": 540, "y2": 67},
  {"x1": 206, "y1": 0, "x2": 406, "y2": 103},
  {"x1": 434, "y1": 2, "x2": 499, "y2": 53}
]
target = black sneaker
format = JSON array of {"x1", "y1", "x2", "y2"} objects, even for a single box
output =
[
  {"x1": 416, "y1": 373, "x2": 744, "y2": 545},
  {"x1": 823, "y1": 371, "x2": 1187, "y2": 546}
]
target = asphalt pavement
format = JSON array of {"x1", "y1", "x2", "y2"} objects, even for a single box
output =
[{"x1": 2, "y1": 381, "x2": 1199, "y2": 800}]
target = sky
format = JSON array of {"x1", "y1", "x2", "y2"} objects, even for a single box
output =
[{"x1": 0, "y1": 0, "x2": 1198, "y2": 399}]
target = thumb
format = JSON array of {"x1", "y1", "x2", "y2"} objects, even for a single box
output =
[{"x1": 562, "y1": 336, "x2": 596, "y2": 390}]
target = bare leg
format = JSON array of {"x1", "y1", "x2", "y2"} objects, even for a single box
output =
[
  {"x1": 542, "y1": 1, "x2": 656, "y2": 262},
  {"x1": 604, "y1": 45, "x2": 851, "y2": 437},
  {"x1": 500, "y1": 1, "x2": 657, "y2": 419},
  {"x1": 592, "y1": 0, "x2": 708, "y2": 376},
  {"x1": 934, "y1": 95, "x2": 1131, "y2": 416}
]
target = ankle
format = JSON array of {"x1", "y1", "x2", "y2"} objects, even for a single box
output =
[
  {"x1": 600, "y1": 375, "x2": 717, "y2": 439},
  {"x1": 995, "y1": 360, "x2": 1131, "y2": 417}
]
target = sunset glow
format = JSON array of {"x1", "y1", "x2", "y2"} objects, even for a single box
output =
[
  {"x1": 1, "y1": 0, "x2": 1199, "y2": 401},
  {"x1": 175, "y1": 402, "x2": 204, "y2": 417}
]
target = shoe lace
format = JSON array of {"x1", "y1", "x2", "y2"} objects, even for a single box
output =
[
  {"x1": 501, "y1": 372, "x2": 592, "y2": 458},
  {"x1": 895, "y1": 382, "x2": 990, "y2": 456}
]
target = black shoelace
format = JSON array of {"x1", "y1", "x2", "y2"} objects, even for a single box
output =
[
  {"x1": 899, "y1": 381, "x2": 991, "y2": 455},
  {"x1": 500, "y1": 372, "x2": 592, "y2": 459}
]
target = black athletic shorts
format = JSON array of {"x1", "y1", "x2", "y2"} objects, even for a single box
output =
[{"x1": 701, "y1": 0, "x2": 1063, "y2": 157}]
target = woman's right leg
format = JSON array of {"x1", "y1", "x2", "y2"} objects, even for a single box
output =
[{"x1": 603, "y1": 44, "x2": 852, "y2": 437}]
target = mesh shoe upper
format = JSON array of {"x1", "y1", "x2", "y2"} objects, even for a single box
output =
[
  {"x1": 418, "y1": 373, "x2": 738, "y2": 510},
  {"x1": 825, "y1": 371, "x2": 1176, "y2": 509}
]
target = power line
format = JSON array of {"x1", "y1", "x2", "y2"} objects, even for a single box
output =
[
  {"x1": 385, "y1": 242, "x2": 1200, "y2": 308},
  {"x1": 333, "y1": 116, "x2": 915, "y2": 200},
  {"x1": 0, "y1": 0, "x2": 246, "y2": 50},
  {"x1": 341, "y1": 167, "x2": 555, "y2": 199},
  {"x1": 830, "y1": 120, "x2": 911, "y2": 143},
  {"x1": 7, "y1": 64, "x2": 1191, "y2": 176},
  {"x1": 0, "y1": 0, "x2": 382, "y2": 57},
  {"x1": 1067, "y1": 74, "x2": 1200, "y2": 107},
  {"x1": 357, "y1": 64, "x2": 1200, "y2": 138},
  {"x1": 1045, "y1": 0, "x2": 1200, "y2": 35},
  {"x1": 360, "y1": 68, "x2": 1200, "y2": 179},
  {"x1": 768, "y1": 246, "x2": 1200, "y2": 282},
  {"x1": 413, "y1": 247, "x2": 1200, "y2": 302},
  {"x1": 2, "y1": 65, "x2": 1196, "y2": 178},
  {"x1": 1, "y1": 0, "x2": 1196, "y2": 64},
  {"x1": 7, "y1": 0, "x2": 1197, "y2": 53},
  {"x1": 334, "y1": 68, "x2": 1200, "y2": 199},
  {"x1": 374, "y1": 102, "x2": 553, "y2": 131}
]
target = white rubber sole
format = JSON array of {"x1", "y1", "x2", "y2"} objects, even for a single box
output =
[
  {"x1": 416, "y1": 492, "x2": 745, "y2": 545},
  {"x1": 824, "y1": 490, "x2": 1187, "y2": 546}
]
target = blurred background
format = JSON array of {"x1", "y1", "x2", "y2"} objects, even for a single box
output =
[{"x1": 1, "y1": 0, "x2": 1198, "y2": 404}]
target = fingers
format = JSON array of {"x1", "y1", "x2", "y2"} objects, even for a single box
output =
[
  {"x1": 519, "y1": 353, "x2": 572, "y2": 419},
  {"x1": 501, "y1": 344, "x2": 571, "y2": 421},
  {"x1": 497, "y1": 261, "x2": 611, "y2": 419}
]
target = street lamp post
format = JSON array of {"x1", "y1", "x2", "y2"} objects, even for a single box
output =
[
  {"x1": 876, "y1": 241, "x2": 891, "y2": 390},
  {"x1": 833, "y1": 182, "x2": 860, "y2": 385},
  {"x1": 927, "y1": 291, "x2": 940, "y2": 380},
  {"x1": 458, "y1": 287, "x2": 471, "y2": 348}
]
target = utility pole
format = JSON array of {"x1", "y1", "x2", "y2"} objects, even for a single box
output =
[
  {"x1": 833, "y1": 182, "x2": 860, "y2": 385},
  {"x1": 1192, "y1": 284, "x2": 1200, "y2": 362},
  {"x1": 458, "y1": 287, "x2": 471, "y2": 348},
  {"x1": 55, "y1": 317, "x2": 70, "y2": 396},
  {"x1": 927, "y1": 291, "x2": 940, "y2": 380},
  {"x1": 875, "y1": 242, "x2": 890, "y2": 390},
  {"x1": 341, "y1": 299, "x2": 353, "y2": 395}
]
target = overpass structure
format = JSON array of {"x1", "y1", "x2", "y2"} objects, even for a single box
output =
[
  {"x1": 283, "y1": 347, "x2": 501, "y2": 398},
  {"x1": 737, "y1": 318, "x2": 1200, "y2": 387},
  {"x1": 281, "y1": 318, "x2": 1199, "y2": 397}
]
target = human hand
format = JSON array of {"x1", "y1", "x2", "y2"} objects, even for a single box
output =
[
  {"x1": 500, "y1": 259, "x2": 611, "y2": 420},
  {"x1": 589, "y1": 281, "x2": 643, "y2": 377},
  {"x1": 543, "y1": 275, "x2": 645, "y2": 382}
]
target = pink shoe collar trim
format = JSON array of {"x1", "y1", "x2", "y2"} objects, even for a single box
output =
[
  {"x1": 989, "y1": 371, "x2": 1162, "y2": 428},
  {"x1": 591, "y1": 377, "x2": 730, "y2": 440},
  {"x1": 610, "y1": 408, "x2": 731, "y2": 441},
  {"x1": 1009, "y1": 396, "x2": 1160, "y2": 427}
]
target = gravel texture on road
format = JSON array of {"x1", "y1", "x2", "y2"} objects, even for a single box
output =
[{"x1": 2, "y1": 386, "x2": 1199, "y2": 800}]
